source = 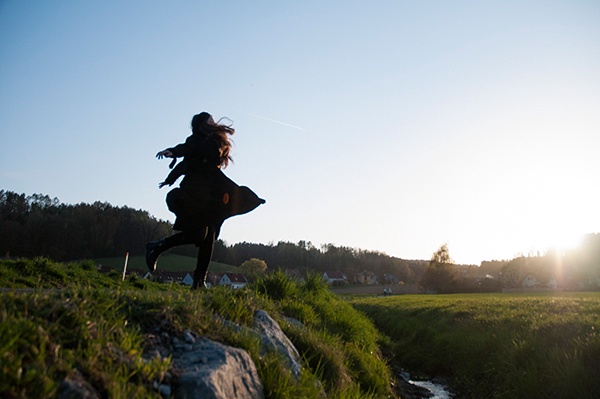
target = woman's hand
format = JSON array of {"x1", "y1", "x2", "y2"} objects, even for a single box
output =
[{"x1": 156, "y1": 150, "x2": 173, "y2": 159}]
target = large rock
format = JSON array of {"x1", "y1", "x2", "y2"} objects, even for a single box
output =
[
  {"x1": 253, "y1": 310, "x2": 302, "y2": 377},
  {"x1": 172, "y1": 337, "x2": 264, "y2": 399}
]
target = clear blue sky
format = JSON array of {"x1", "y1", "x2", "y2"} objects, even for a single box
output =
[{"x1": 1, "y1": 1, "x2": 598, "y2": 264}]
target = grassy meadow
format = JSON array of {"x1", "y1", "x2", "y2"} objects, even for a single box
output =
[
  {"x1": 0, "y1": 258, "x2": 392, "y2": 399},
  {"x1": 94, "y1": 254, "x2": 242, "y2": 273},
  {"x1": 351, "y1": 293, "x2": 600, "y2": 399}
]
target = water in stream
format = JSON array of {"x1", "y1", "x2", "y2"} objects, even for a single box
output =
[
  {"x1": 409, "y1": 379, "x2": 452, "y2": 399},
  {"x1": 399, "y1": 371, "x2": 453, "y2": 399}
]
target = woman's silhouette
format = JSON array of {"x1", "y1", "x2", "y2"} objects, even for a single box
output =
[{"x1": 146, "y1": 112, "x2": 264, "y2": 289}]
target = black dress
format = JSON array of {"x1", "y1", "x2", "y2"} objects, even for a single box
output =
[{"x1": 163, "y1": 133, "x2": 265, "y2": 231}]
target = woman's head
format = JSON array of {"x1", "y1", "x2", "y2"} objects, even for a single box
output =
[
  {"x1": 191, "y1": 112, "x2": 215, "y2": 134},
  {"x1": 191, "y1": 112, "x2": 235, "y2": 168}
]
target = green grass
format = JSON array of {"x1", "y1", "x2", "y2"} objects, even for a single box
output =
[
  {"x1": 351, "y1": 293, "x2": 600, "y2": 399},
  {"x1": 0, "y1": 259, "x2": 394, "y2": 398},
  {"x1": 94, "y1": 254, "x2": 242, "y2": 273}
]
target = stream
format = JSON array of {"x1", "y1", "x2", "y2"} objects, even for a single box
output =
[{"x1": 398, "y1": 371, "x2": 453, "y2": 399}]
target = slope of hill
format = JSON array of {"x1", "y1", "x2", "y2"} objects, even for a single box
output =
[{"x1": 0, "y1": 257, "x2": 394, "y2": 398}]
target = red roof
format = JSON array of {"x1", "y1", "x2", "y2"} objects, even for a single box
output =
[
  {"x1": 223, "y1": 273, "x2": 248, "y2": 283},
  {"x1": 324, "y1": 271, "x2": 346, "y2": 279}
]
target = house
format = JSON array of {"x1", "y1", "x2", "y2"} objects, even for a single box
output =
[
  {"x1": 323, "y1": 271, "x2": 347, "y2": 285},
  {"x1": 206, "y1": 272, "x2": 248, "y2": 289},
  {"x1": 384, "y1": 274, "x2": 401, "y2": 285},
  {"x1": 285, "y1": 269, "x2": 304, "y2": 282},
  {"x1": 521, "y1": 274, "x2": 557, "y2": 290},
  {"x1": 522, "y1": 274, "x2": 538, "y2": 288},
  {"x1": 181, "y1": 273, "x2": 194, "y2": 286},
  {"x1": 148, "y1": 270, "x2": 194, "y2": 286},
  {"x1": 354, "y1": 271, "x2": 378, "y2": 285},
  {"x1": 206, "y1": 272, "x2": 224, "y2": 288},
  {"x1": 219, "y1": 273, "x2": 248, "y2": 289}
]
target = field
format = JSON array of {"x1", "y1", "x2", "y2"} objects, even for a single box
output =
[
  {"x1": 350, "y1": 292, "x2": 600, "y2": 399},
  {"x1": 330, "y1": 284, "x2": 420, "y2": 296},
  {"x1": 94, "y1": 254, "x2": 242, "y2": 273}
]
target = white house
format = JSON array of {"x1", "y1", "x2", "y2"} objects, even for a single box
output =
[
  {"x1": 355, "y1": 271, "x2": 378, "y2": 285},
  {"x1": 521, "y1": 274, "x2": 557, "y2": 290},
  {"x1": 323, "y1": 271, "x2": 347, "y2": 285},
  {"x1": 219, "y1": 273, "x2": 248, "y2": 289},
  {"x1": 181, "y1": 273, "x2": 194, "y2": 286},
  {"x1": 522, "y1": 274, "x2": 538, "y2": 288},
  {"x1": 144, "y1": 270, "x2": 193, "y2": 286}
]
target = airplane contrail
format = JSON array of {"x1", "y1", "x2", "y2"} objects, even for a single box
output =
[
  {"x1": 243, "y1": 111, "x2": 306, "y2": 131},
  {"x1": 200, "y1": 100, "x2": 306, "y2": 131}
]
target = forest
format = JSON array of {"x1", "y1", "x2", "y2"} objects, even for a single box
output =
[
  {"x1": 0, "y1": 190, "x2": 172, "y2": 261},
  {"x1": 1, "y1": 190, "x2": 598, "y2": 290},
  {"x1": 0, "y1": 190, "x2": 427, "y2": 284}
]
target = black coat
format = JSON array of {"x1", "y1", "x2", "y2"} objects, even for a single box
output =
[{"x1": 163, "y1": 133, "x2": 265, "y2": 231}]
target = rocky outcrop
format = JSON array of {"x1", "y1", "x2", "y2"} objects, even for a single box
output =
[
  {"x1": 143, "y1": 310, "x2": 304, "y2": 398},
  {"x1": 253, "y1": 310, "x2": 302, "y2": 377},
  {"x1": 172, "y1": 337, "x2": 264, "y2": 399}
]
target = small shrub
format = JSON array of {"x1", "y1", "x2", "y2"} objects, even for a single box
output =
[
  {"x1": 280, "y1": 299, "x2": 318, "y2": 327},
  {"x1": 252, "y1": 269, "x2": 299, "y2": 301},
  {"x1": 300, "y1": 272, "x2": 329, "y2": 296}
]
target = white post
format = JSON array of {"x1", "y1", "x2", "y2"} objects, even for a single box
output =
[{"x1": 122, "y1": 252, "x2": 129, "y2": 281}]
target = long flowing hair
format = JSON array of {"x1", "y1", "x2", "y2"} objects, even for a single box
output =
[{"x1": 191, "y1": 112, "x2": 235, "y2": 168}]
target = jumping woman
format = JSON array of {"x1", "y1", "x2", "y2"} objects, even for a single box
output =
[{"x1": 146, "y1": 112, "x2": 265, "y2": 289}]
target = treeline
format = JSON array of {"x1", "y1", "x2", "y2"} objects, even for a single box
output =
[
  {"x1": 213, "y1": 241, "x2": 428, "y2": 284},
  {"x1": 0, "y1": 190, "x2": 428, "y2": 284},
  {"x1": 5, "y1": 190, "x2": 596, "y2": 291},
  {"x1": 0, "y1": 190, "x2": 172, "y2": 260},
  {"x1": 430, "y1": 234, "x2": 600, "y2": 293}
]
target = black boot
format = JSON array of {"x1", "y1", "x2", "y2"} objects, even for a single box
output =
[
  {"x1": 191, "y1": 257, "x2": 210, "y2": 290},
  {"x1": 145, "y1": 239, "x2": 166, "y2": 272},
  {"x1": 145, "y1": 231, "x2": 201, "y2": 273}
]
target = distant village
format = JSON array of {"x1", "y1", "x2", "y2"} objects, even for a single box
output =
[
  {"x1": 97, "y1": 265, "x2": 397, "y2": 291},
  {"x1": 96, "y1": 263, "x2": 600, "y2": 294}
]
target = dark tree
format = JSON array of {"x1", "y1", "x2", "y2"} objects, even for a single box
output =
[{"x1": 420, "y1": 244, "x2": 457, "y2": 293}]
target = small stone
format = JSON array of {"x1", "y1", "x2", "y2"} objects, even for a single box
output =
[
  {"x1": 183, "y1": 330, "x2": 196, "y2": 344},
  {"x1": 158, "y1": 384, "x2": 172, "y2": 398}
]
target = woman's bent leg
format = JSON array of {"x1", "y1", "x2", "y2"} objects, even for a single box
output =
[{"x1": 146, "y1": 230, "x2": 204, "y2": 272}]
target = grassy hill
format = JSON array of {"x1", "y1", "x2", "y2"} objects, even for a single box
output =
[
  {"x1": 0, "y1": 257, "x2": 392, "y2": 398},
  {"x1": 94, "y1": 254, "x2": 242, "y2": 274}
]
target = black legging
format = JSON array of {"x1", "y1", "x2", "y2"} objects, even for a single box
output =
[
  {"x1": 161, "y1": 224, "x2": 220, "y2": 288},
  {"x1": 193, "y1": 226, "x2": 217, "y2": 288}
]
